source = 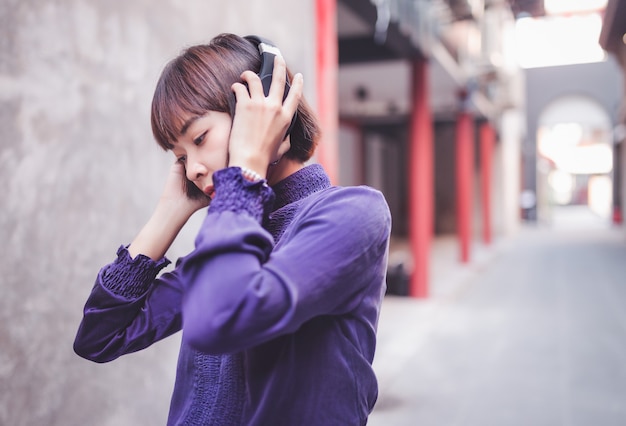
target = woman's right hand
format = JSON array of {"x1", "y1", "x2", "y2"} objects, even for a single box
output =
[
  {"x1": 159, "y1": 162, "x2": 210, "y2": 219},
  {"x1": 128, "y1": 162, "x2": 209, "y2": 261}
]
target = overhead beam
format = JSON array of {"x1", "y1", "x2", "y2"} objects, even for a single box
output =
[
  {"x1": 338, "y1": 0, "x2": 426, "y2": 64},
  {"x1": 339, "y1": 37, "x2": 404, "y2": 64}
]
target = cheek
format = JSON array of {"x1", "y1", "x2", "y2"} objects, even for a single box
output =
[
  {"x1": 216, "y1": 127, "x2": 232, "y2": 161},
  {"x1": 204, "y1": 133, "x2": 230, "y2": 168}
]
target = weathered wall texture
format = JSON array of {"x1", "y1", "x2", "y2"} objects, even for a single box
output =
[{"x1": 0, "y1": 1, "x2": 315, "y2": 424}]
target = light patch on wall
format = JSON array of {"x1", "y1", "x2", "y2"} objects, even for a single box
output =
[
  {"x1": 514, "y1": 13, "x2": 606, "y2": 68},
  {"x1": 538, "y1": 122, "x2": 613, "y2": 175},
  {"x1": 544, "y1": 0, "x2": 608, "y2": 15}
]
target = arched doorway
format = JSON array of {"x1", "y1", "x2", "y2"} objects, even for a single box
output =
[{"x1": 536, "y1": 95, "x2": 613, "y2": 226}]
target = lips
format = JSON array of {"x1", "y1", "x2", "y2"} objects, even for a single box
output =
[{"x1": 204, "y1": 185, "x2": 215, "y2": 199}]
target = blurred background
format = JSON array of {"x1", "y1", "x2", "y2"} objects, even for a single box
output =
[{"x1": 1, "y1": 0, "x2": 626, "y2": 425}]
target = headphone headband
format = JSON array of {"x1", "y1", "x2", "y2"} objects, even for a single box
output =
[{"x1": 244, "y1": 35, "x2": 279, "y2": 54}]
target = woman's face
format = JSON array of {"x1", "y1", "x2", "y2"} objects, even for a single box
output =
[{"x1": 171, "y1": 110, "x2": 231, "y2": 198}]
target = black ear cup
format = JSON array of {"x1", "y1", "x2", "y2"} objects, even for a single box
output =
[{"x1": 244, "y1": 35, "x2": 298, "y2": 139}]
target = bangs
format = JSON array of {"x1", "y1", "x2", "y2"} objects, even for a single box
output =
[
  {"x1": 151, "y1": 64, "x2": 215, "y2": 150},
  {"x1": 150, "y1": 40, "x2": 257, "y2": 150}
]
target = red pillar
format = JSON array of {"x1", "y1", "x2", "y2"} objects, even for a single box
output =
[
  {"x1": 316, "y1": 0, "x2": 339, "y2": 184},
  {"x1": 408, "y1": 59, "x2": 433, "y2": 298},
  {"x1": 613, "y1": 206, "x2": 623, "y2": 224},
  {"x1": 456, "y1": 111, "x2": 474, "y2": 263},
  {"x1": 480, "y1": 122, "x2": 495, "y2": 245}
]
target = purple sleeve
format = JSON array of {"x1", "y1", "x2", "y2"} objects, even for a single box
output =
[
  {"x1": 73, "y1": 246, "x2": 184, "y2": 363},
  {"x1": 179, "y1": 167, "x2": 391, "y2": 354}
]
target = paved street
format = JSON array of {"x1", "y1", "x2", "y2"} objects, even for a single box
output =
[{"x1": 370, "y1": 207, "x2": 626, "y2": 426}]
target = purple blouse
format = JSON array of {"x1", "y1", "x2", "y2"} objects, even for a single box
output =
[{"x1": 74, "y1": 164, "x2": 391, "y2": 425}]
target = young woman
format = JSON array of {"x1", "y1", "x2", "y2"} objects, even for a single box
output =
[{"x1": 74, "y1": 33, "x2": 391, "y2": 426}]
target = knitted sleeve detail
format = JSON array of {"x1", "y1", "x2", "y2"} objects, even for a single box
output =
[
  {"x1": 208, "y1": 167, "x2": 275, "y2": 222},
  {"x1": 100, "y1": 245, "x2": 171, "y2": 299}
]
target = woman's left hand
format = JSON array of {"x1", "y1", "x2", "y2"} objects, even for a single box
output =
[{"x1": 228, "y1": 55, "x2": 303, "y2": 178}]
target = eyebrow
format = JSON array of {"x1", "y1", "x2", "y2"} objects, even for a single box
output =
[{"x1": 179, "y1": 115, "x2": 202, "y2": 136}]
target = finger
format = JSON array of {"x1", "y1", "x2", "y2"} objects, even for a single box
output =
[
  {"x1": 171, "y1": 161, "x2": 186, "y2": 175},
  {"x1": 240, "y1": 70, "x2": 264, "y2": 98},
  {"x1": 231, "y1": 81, "x2": 251, "y2": 104},
  {"x1": 281, "y1": 72, "x2": 303, "y2": 116},
  {"x1": 268, "y1": 55, "x2": 287, "y2": 100}
]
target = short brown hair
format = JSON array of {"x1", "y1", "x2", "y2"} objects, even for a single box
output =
[{"x1": 150, "y1": 33, "x2": 320, "y2": 162}]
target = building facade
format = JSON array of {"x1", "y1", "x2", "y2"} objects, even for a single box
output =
[{"x1": 335, "y1": 0, "x2": 531, "y2": 296}]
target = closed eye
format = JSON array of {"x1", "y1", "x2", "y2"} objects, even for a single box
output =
[{"x1": 193, "y1": 132, "x2": 207, "y2": 146}]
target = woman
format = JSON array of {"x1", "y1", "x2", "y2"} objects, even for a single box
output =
[{"x1": 74, "y1": 33, "x2": 391, "y2": 426}]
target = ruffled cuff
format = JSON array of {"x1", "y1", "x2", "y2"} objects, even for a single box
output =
[
  {"x1": 208, "y1": 167, "x2": 275, "y2": 222},
  {"x1": 100, "y1": 245, "x2": 171, "y2": 299}
]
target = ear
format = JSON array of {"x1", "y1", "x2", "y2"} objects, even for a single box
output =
[{"x1": 273, "y1": 136, "x2": 291, "y2": 163}]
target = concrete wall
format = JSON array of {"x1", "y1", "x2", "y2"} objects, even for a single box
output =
[{"x1": 0, "y1": 1, "x2": 316, "y2": 425}]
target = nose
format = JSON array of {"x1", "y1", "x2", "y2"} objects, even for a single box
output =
[{"x1": 186, "y1": 156, "x2": 208, "y2": 183}]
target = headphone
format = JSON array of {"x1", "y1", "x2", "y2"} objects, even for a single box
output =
[{"x1": 244, "y1": 35, "x2": 298, "y2": 139}]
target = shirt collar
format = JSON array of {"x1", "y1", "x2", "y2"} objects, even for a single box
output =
[{"x1": 271, "y1": 163, "x2": 331, "y2": 211}]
